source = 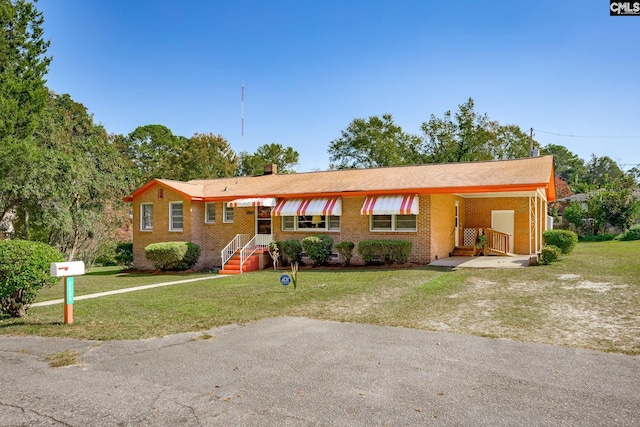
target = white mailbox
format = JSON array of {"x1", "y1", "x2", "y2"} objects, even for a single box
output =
[{"x1": 50, "y1": 261, "x2": 85, "y2": 277}]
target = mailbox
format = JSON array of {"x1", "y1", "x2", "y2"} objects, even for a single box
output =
[{"x1": 50, "y1": 261, "x2": 85, "y2": 277}]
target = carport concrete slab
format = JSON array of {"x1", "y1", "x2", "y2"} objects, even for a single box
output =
[{"x1": 430, "y1": 255, "x2": 531, "y2": 268}]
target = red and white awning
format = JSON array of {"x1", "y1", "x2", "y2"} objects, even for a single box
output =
[
  {"x1": 227, "y1": 197, "x2": 276, "y2": 208},
  {"x1": 272, "y1": 198, "x2": 342, "y2": 216},
  {"x1": 360, "y1": 195, "x2": 419, "y2": 215}
]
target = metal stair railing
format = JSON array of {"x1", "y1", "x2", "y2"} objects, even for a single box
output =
[
  {"x1": 221, "y1": 234, "x2": 249, "y2": 269},
  {"x1": 239, "y1": 234, "x2": 273, "y2": 274}
]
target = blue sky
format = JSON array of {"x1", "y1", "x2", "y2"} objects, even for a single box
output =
[{"x1": 38, "y1": 0, "x2": 639, "y2": 172}]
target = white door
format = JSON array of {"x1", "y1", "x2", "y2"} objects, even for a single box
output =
[
  {"x1": 491, "y1": 210, "x2": 514, "y2": 253},
  {"x1": 454, "y1": 201, "x2": 460, "y2": 247}
]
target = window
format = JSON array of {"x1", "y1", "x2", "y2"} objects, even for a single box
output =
[
  {"x1": 281, "y1": 215, "x2": 340, "y2": 231},
  {"x1": 371, "y1": 214, "x2": 416, "y2": 232},
  {"x1": 140, "y1": 203, "x2": 153, "y2": 231},
  {"x1": 205, "y1": 203, "x2": 216, "y2": 223},
  {"x1": 224, "y1": 203, "x2": 234, "y2": 223},
  {"x1": 169, "y1": 202, "x2": 183, "y2": 231}
]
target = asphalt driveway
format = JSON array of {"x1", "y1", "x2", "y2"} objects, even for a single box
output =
[{"x1": 1, "y1": 316, "x2": 638, "y2": 426}]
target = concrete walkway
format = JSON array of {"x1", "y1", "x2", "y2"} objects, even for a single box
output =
[
  {"x1": 429, "y1": 255, "x2": 531, "y2": 268},
  {"x1": 32, "y1": 275, "x2": 225, "y2": 307}
]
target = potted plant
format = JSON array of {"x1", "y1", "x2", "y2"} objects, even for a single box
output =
[{"x1": 476, "y1": 234, "x2": 487, "y2": 256}]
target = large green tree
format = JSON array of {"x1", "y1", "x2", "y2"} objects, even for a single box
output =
[
  {"x1": 175, "y1": 133, "x2": 238, "y2": 180},
  {"x1": 540, "y1": 144, "x2": 586, "y2": 187},
  {"x1": 0, "y1": 0, "x2": 50, "y2": 223},
  {"x1": 421, "y1": 98, "x2": 534, "y2": 163},
  {"x1": 124, "y1": 124, "x2": 183, "y2": 183},
  {"x1": 14, "y1": 92, "x2": 133, "y2": 263},
  {"x1": 238, "y1": 143, "x2": 299, "y2": 176},
  {"x1": 328, "y1": 114, "x2": 423, "y2": 169},
  {"x1": 0, "y1": 0, "x2": 50, "y2": 140}
]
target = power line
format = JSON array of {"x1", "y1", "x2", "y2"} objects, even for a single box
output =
[{"x1": 534, "y1": 129, "x2": 640, "y2": 138}]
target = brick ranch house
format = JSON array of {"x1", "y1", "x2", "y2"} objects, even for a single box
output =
[{"x1": 123, "y1": 155, "x2": 556, "y2": 272}]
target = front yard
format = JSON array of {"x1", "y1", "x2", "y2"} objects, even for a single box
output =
[{"x1": 1, "y1": 241, "x2": 639, "y2": 355}]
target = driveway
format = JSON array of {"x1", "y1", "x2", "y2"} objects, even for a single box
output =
[{"x1": 1, "y1": 317, "x2": 638, "y2": 426}]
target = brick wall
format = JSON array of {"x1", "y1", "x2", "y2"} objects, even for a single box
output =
[
  {"x1": 464, "y1": 197, "x2": 533, "y2": 255},
  {"x1": 273, "y1": 196, "x2": 431, "y2": 265},
  {"x1": 132, "y1": 185, "x2": 194, "y2": 270},
  {"x1": 429, "y1": 194, "x2": 465, "y2": 261}
]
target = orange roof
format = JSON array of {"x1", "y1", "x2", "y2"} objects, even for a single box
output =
[{"x1": 124, "y1": 156, "x2": 556, "y2": 202}]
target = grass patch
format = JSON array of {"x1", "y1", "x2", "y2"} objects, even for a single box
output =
[
  {"x1": 1, "y1": 241, "x2": 639, "y2": 355},
  {"x1": 46, "y1": 350, "x2": 79, "y2": 368}
]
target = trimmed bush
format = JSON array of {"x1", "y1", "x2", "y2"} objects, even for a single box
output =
[
  {"x1": 302, "y1": 235, "x2": 334, "y2": 267},
  {"x1": 543, "y1": 230, "x2": 578, "y2": 255},
  {"x1": 279, "y1": 239, "x2": 303, "y2": 265},
  {"x1": 335, "y1": 241, "x2": 355, "y2": 267},
  {"x1": 0, "y1": 240, "x2": 64, "y2": 317},
  {"x1": 619, "y1": 224, "x2": 640, "y2": 241},
  {"x1": 144, "y1": 242, "x2": 201, "y2": 271},
  {"x1": 357, "y1": 240, "x2": 413, "y2": 265},
  {"x1": 114, "y1": 242, "x2": 134, "y2": 268},
  {"x1": 579, "y1": 234, "x2": 617, "y2": 242},
  {"x1": 540, "y1": 245, "x2": 561, "y2": 265}
]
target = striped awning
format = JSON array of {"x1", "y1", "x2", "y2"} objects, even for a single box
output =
[
  {"x1": 227, "y1": 197, "x2": 276, "y2": 208},
  {"x1": 360, "y1": 195, "x2": 419, "y2": 215},
  {"x1": 272, "y1": 198, "x2": 342, "y2": 216}
]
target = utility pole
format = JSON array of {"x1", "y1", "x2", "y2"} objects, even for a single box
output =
[{"x1": 529, "y1": 128, "x2": 534, "y2": 157}]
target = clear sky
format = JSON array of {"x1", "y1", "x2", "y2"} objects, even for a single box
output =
[{"x1": 37, "y1": 0, "x2": 639, "y2": 172}]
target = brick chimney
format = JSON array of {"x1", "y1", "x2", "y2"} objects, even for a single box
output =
[{"x1": 263, "y1": 164, "x2": 277, "y2": 175}]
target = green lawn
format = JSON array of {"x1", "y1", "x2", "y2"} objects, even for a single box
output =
[{"x1": 2, "y1": 241, "x2": 639, "y2": 355}]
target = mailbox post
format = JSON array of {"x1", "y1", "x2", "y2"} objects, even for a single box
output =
[{"x1": 50, "y1": 261, "x2": 85, "y2": 324}]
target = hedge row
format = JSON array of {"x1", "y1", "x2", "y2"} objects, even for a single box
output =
[{"x1": 357, "y1": 240, "x2": 412, "y2": 265}]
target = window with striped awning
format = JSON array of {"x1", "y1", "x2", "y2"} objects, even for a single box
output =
[
  {"x1": 272, "y1": 198, "x2": 342, "y2": 216},
  {"x1": 360, "y1": 195, "x2": 419, "y2": 215},
  {"x1": 227, "y1": 197, "x2": 276, "y2": 208}
]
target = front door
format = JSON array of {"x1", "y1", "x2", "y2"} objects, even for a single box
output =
[
  {"x1": 256, "y1": 206, "x2": 272, "y2": 235},
  {"x1": 491, "y1": 210, "x2": 514, "y2": 253}
]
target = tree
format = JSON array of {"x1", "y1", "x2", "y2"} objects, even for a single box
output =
[
  {"x1": 0, "y1": 0, "x2": 51, "y2": 141},
  {"x1": 540, "y1": 144, "x2": 586, "y2": 187},
  {"x1": 421, "y1": 98, "x2": 536, "y2": 163},
  {"x1": 0, "y1": 0, "x2": 50, "y2": 223},
  {"x1": 176, "y1": 133, "x2": 237, "y2": 180},
  {"x1": 563, "y1": 201, "x2": 585, "y2": 233},
  {"x1": 584, "y1": 155, "x2": 625, "y2": 187},
  {"x1": 585, "y1": 179, "x2": 639, "y2": 234},
  {"x1": 12, "y1": 91, "x2": 133, "y2": 263},
  {"x1": 328, "y1": 114, "x2": 423, "y2": 169},
  {"x1": 238, "y1": 143, "x2": 299, "y2": 176},
  {"x1": 124, "y1": 124, "x2": 183, "y2": 182}
]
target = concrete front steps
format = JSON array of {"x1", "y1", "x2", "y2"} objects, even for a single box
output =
[{"x1": 219, "y1": 254, "x2": 259, "y2": 275}]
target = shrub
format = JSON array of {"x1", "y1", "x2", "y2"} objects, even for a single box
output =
[
  {"x1": 0, "y1": 240, "x2": 64, "y2": 317},
  {"x1": 144, "y1": 242, "x2": 201, "y2": 271},
  {"x1": 543, "y1": 230, "x2": 578, "y2": 255},
  {"x1": 279, "y1": 239, "x2": 303, "y2": 265},
  {"x1": 539, "y1": 245, "x2": 561, "y2": 265},
  {"x1": 335, "y1": 241, "x2": 355, "y2": 267},
  {"x1": 579, "y1": 234, "x2": 617, "y2": 242},
  {"x1": 114, "y1": 242, "x2": 134, "y2": 268},
  {"x1": 619, "y1": 224, "x2": 640, "y2": 241},
  {"x1": 302, "y1": 235, "x2": 334, "y2": 267},
  {"x1": 357, "y1": 240, "x2": 412, "y2": 265}
]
